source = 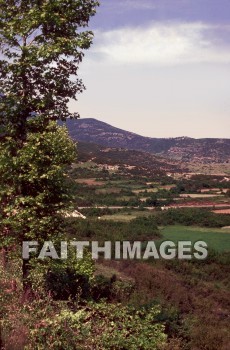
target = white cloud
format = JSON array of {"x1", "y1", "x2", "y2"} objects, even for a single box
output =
[{"x1": 90, "y1": 22, "x2": 230, "y2": 65}]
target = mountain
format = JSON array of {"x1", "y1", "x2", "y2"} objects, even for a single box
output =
[{"x1": 64, "y1": 118, "x2": 230, "y2": 163}]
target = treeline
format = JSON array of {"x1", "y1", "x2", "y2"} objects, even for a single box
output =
[
  {"x1": 64, "y1": 215, "x2": 161, "y2": 242},
  {"x1": 170, "y1": 175, "x2": 230, "y2": 194},
  {"x1": 155, "y1": 208, "x2": 230, "y2": 227},
  {"x1": 80, "y1": 207, "x2": 230, "y2": 228}
]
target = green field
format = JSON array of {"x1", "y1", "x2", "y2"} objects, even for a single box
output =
[
  {"x1": 100, "y1": 211, "x2": 230, "y2": 252},
  {"x1": 101, "y1": 210, "x2": 152, "y2": 222},
  {"x1": 160, "y1": 225, "x2": 230, "y2": 252}
]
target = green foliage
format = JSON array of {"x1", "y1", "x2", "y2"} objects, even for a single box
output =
[
  {"x1": 0, "y1": 123, "x2": 76, "y2": 247},
  {"x1": 27, "y1": 247, "x2": 95, "y2": 299},
  {"x1": 0, "y1": 0, "x2": 99, "y2": 133},
  {"x1": 145, "y1": 194, "x2": 161, "y2": 207},
  {"x1": 167, "y1": 175, "x2": 230, "y2": 195},
  {"x1": 156, "y1": 208, "x2": 230, "y2": 228},
  {"x1": 45, "y1": 268, "x2": 91, "y2": 300},
  {"x1": 64, "y1": 215, "x2": 161, "y2": 242},
  {"x1": 25, "y1": 302, "x2": 166, "y2": 350},
  {"x1": 0, "y1": 0, "x2": 99, "y2": 288},
  {"x1": 91, "y1": 274, "x2": 134, "y2": 302},
  {"x1": 91, "y1": 274, "x2": 116, "y2": 301}
]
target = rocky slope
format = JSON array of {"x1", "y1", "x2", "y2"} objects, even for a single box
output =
[{"x1": 64, "y1": 118, "x2": 230, "y2": 163}]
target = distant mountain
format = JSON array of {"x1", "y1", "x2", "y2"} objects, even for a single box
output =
[{"x1": 64, "y1": 118, "x2": 230, "y2": 163}]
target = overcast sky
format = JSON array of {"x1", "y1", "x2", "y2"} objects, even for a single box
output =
[{"x1": 70, "y1": 0, "x2": 230, "y2": 138}]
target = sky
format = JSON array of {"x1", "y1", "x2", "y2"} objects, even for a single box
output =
[{"x1": 70, "y1": 0, "x2": 230, "y2": 138}]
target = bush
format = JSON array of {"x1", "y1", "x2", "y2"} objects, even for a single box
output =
[
  {"x1": 26, "y1": 302, "x2": 166, "y2": 350},
  {"x1": 45, "y1": 268, "x2": 90, "y2": 300},
  {"x1": 91, "y1": 274, "x2": 115, "y2": 301}
]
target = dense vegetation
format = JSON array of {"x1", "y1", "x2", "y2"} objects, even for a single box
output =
[
  {"x1": 2, "y1": 211, "x2": 230, "y2": 349},
  {"x1": 155, "y1": 208, "x2": 230, "y2": 227}
]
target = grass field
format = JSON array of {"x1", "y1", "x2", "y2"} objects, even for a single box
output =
[
  {"x1": 107, "y1": 180, "x2": 146, "y2": 189},
  {"x1": 101, "y1": 210, "x2": 152, "y2": 221},
  {"x1": 95, "y1": 187, "x2": 121, "y2": 194},
  {"x1": 160, "y1": 225, "x2": 230, "y2": 252},
  {"x1": 72, "y1": 161, "x2": 98, "y2": 169},
  {"x1": 75, "y1": 178, "x2": 105, "y2": 186},
  {"x1": 133, "y1": 188, "x2": 158, "y2": 194},
  {"x1": 101, "y1": 213, "x2": 230, "y2": 252},
  {"x1": 100, "y1": 212, "x2": 230, "y2": 252},
  {"x1": 179, "y1": 193, "x2": 224, "y2": 198}
]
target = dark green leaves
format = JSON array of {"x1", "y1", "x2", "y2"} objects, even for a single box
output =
[{"x1": 0, "y1": 0, "x2": 99, "y2": 128}]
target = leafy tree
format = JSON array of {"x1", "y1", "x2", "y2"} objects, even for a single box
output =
[
  {"x1": 0, "y1": 0, "x2": 99, "y2": 286},
  {"x1": 29, "y1": 247, "x2": 95, "y2": 300},
  {"x1": 0, "y1": 0, "x2": 99, "y2": 138},
  {"x1": 0, "y1": 122, "x2": 77, "y2": 286}
]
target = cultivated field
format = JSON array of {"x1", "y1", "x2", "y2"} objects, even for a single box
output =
[{"x1": 160, "y1": 225, "x2": 230, "y2": 252}]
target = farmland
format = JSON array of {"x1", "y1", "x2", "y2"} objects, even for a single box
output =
[
  {"x1": 160, "y1": 225, "x2": 230, "y2": 252},
  {"x1": 2, "y1": 143, "x2": 230, "y2": 349},
  {"x1": 65, "y1": 157, "x2": 230, "y2": 349}
]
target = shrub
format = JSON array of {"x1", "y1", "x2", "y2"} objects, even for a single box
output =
[
  {"x1": 26, "y1": 302, "x2": 166, "y2": 350},
  {"x1": 45, "y1": 268, "x2": 90, "y2": 300}
]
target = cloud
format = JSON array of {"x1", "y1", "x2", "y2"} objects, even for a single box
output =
[
  {"x1": 89, "y1": 22, "x2": 230, "y2": 66},
  {"x1": 102, "y1": 0, "x2": 157, "y2": 11}
]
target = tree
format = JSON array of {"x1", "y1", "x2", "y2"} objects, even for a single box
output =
[
  {"x1": 0, "y1": 122, "x2": 77, "y2": 286},
  {"x1": 0, "y1": 0, "x2": 99, "y2": 139},
  {"x1": 0, "y1": 0, "x2": 99, "y2": 287}
]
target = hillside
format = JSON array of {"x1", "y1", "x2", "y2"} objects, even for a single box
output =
[
  {"x1": 64, "y1": 118, "x2": 230, "y2": 163},
  {"x1": 77, "y1": 141, "x2": 184, "y2": 174}
]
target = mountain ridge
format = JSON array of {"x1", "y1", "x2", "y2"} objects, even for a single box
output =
[{"x1": 64, "y1": 118, "x2": 230, "y2": 163}]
